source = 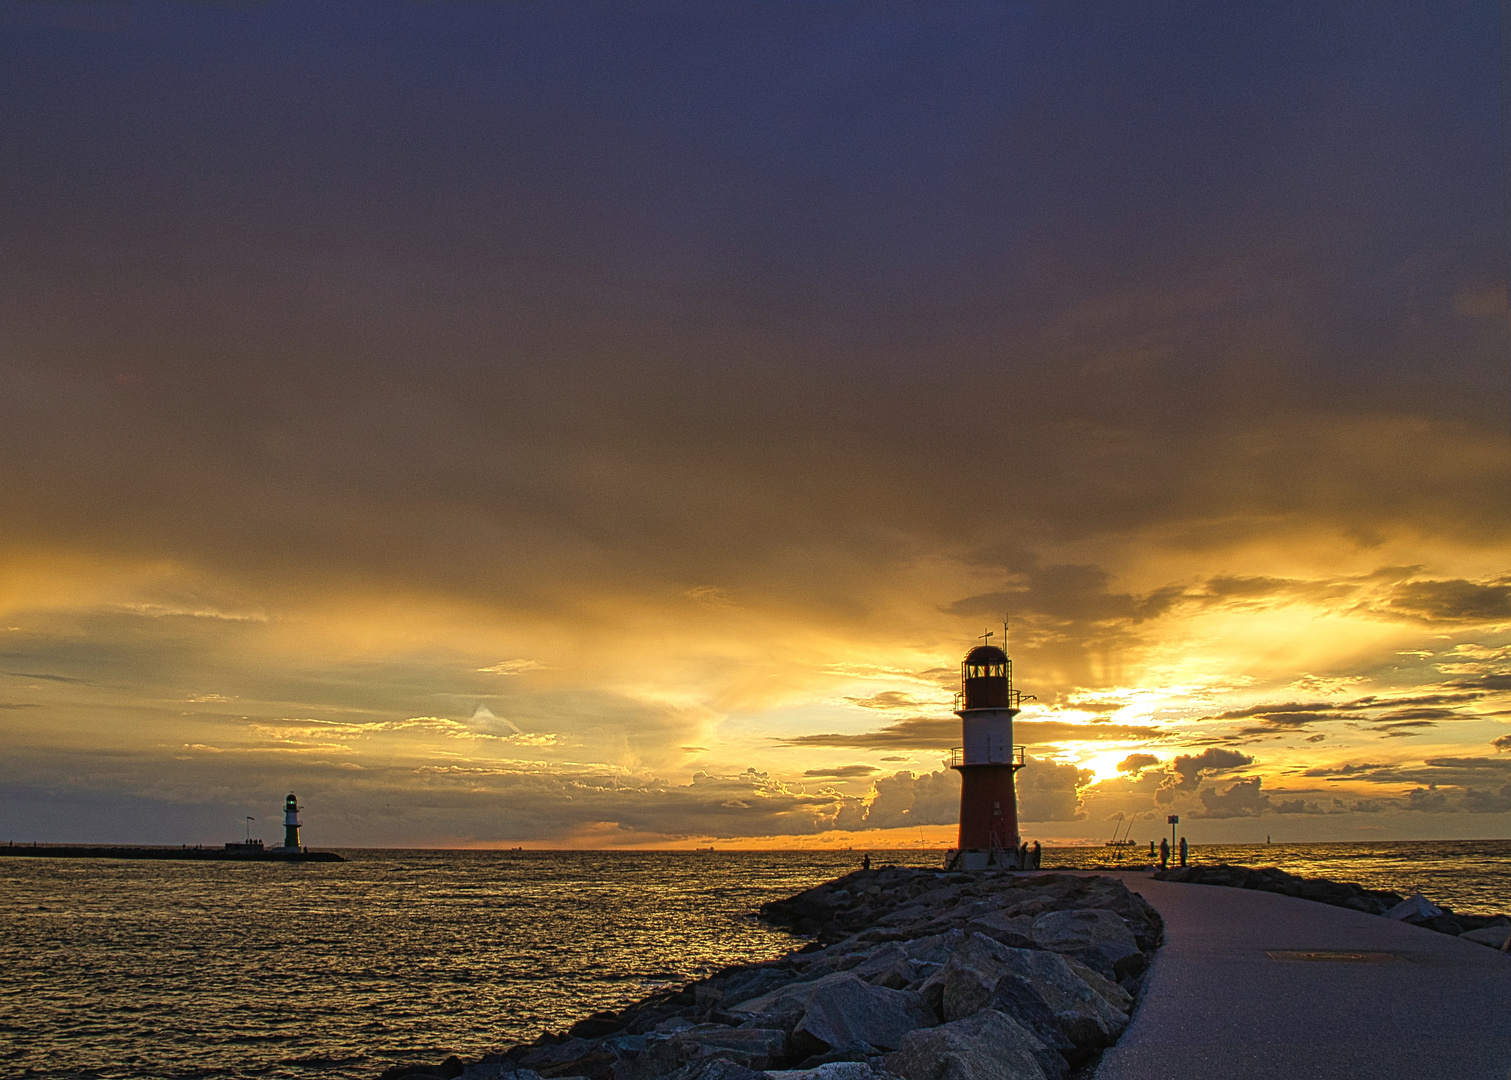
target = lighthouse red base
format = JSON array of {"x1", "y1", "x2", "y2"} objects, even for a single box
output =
[{"x1": 956, "y1": 763, "x2": 1023, "y2": 852}]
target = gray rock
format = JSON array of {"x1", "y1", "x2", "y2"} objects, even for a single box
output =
[
  {"x1": 792, "y1": 1041, "x2": 881, "y2": 1068},
  {"x1": 601, "y1": 1035, "x2": 648, "y2": 1055},
  {"x1": 965, "y1": 910, "x2": 1037, "y2": 947},
  {"x1": 1030, "y1": 909, "x2": 1139, "y2": 967},
  {"x1": 864, "y1": 958, "x2": 918, "y2": 990},
  {"x1": 902, "y1": 929, "x2": 967, "y2": 965},
  {"x1": 920, "y1": 933, "x2": 1018, "y2": 1022},
  {"x1": 1460, "y1": 924, "x2": 1511, "y2": 948},
  {"x1": 1384, "y1": 892, "x2": 1444, "y2": 921},
  {"x1": 729, "y1": 971, "x2": 849, "y2": 1015},
  {"x1": 844, "y1": 942, "x2": 910, "y2": 982},
  {"x1": 671, "y1": 1026, "x2": 787, "y2": 1069},
  {"x1": 993, "y1": 948, "x2": 1128, "y2": 1048},
  {"x1": 1062, "y1": 958, "x2": 1133, "y2": 1013},
  {"x1": 986, "y1": 973, "x2": 1073, "y2": 1051},
  {"x1": 766, "y1": 1063, "x2": 875, "y2": 1080},
  {"x1": 883, "y1": 1008, "x2": 1053, "y2": 1080},
  {"x1": 661, "y1": 1058, "x2": 768, "y2": 1080},
  {"x1": 516, "y1": 1039, "x2": 597, "y2": 1069},
  {"x1": 794, "y1": 974, "x2": 936, "y2": 1052}
]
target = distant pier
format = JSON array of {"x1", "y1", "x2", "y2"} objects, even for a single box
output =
[{"x1": 0, "y1": 841, "x2": 344, "y2": 862}]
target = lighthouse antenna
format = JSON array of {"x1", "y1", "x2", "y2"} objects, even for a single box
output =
[{"x1": 980, "y1": 629, "x2": 994, "y2": 646}]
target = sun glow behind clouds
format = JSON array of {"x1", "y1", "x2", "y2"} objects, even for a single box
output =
[{"x1": 0, "y1": 1, "x2": 1503, "y2": 846}]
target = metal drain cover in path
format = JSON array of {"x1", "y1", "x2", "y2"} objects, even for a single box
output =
[{"x1": 1265, "y1": 950, "x2": 1398, "y2": 962}]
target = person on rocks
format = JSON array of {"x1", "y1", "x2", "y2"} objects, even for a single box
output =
[
  {"x1": 1032, "y1": 840, "x2": 1041, "y2": 869},
  {"x1": 862, "y1": 853, "x2": 871, "y2": 870},
  {"x1": 1159, "y1": 837, "x2": 1170, "y2": 870},
  {"x1": 1179, "y1": 835, "x2": 1188, "y2": 867}
]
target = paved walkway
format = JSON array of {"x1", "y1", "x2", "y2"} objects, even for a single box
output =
[{"x1": 1089, "y1": 872, "x2": 1511, "y2": 1080}]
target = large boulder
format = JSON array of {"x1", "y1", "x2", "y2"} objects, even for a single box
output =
[
  {"x1": 844, "y1": 942, "x2": 910, "y2": 983},
  {"x1": 793, "y1": 975, "x2": 935, "y2": 1053},
  {"x1": 766, "y1": 1065, "x2": 876, "y2": 1080},
  {"x1": 964, "y1": 910, "x2": 1036, "y2": 948},
  {"x1": 1061, "y1": 958, "x2": 1133, "y2": 1014},
  {"x1": 1030, "y1": 910, "x2": 1139, "y2": 968},
  {"x1": 916, "y1": 932, "x2": 1017, "y2": 1021},
  {"x1": 728, "y1": 971, "x2": 848, "y2": 1016},
  {"x1": 1460, "y1": 925, "x2": 1511, "y2": 949},
  {"x1": 670, "y1": 1027, "x2": 788, "y2": 1070},
  {"x1": 660, "y1": 1058, "x2": 768, "y2": 1080},
  {"x1": 883, "y1": 1009, "x2": 1059, "y2": 1080},
  {"x1": 903, "y1": 930, "x2": 967, "y2": 965},
  {"x1": 992, "y1": 948, "x2": 1130, "y2": 1049},
  {"x1": 1385, "y1": 892, "x2": 1445, "y2": 921}
]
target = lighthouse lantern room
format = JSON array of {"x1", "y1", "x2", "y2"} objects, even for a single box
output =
[{"x1": 948, "y1": 635, "x2": 1030, "y2": 870}]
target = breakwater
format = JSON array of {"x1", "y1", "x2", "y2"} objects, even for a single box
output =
[
  {"x1": 384, "y1": 868, "x2": 1163, "y2": 1080},
  {"x1": 1154, "y1": 863, "x2": 1511, "y2": 947},
  {"x1": 0, "y1": 842, "x2": 344, "y2": 862}
]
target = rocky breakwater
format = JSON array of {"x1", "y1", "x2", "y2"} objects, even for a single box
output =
[
  {"x1": 384, "y1": 868, "x2": 1163, "y2": 1080},
  {"x1": 1154, "y1": 864, "x2": 1511, "y2": 948}
]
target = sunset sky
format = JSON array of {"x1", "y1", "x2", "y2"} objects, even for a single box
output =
[{"x1": 1, "y1": 1, "x2": 1506, "y2": 849}]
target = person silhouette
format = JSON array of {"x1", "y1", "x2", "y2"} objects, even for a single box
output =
[
  {"x1": 1032, "y1": 840, "x2": 1041, "y2": 869},
  {"x1": 1159, "y1": 837, "x2": 1170, "y2": 870},
  {"x1": 1179, "y1": 835, "x2": 1188, "y2": 867},
  {"x1": 862, "y1": 854, "x2": 871, "y2": 870}
]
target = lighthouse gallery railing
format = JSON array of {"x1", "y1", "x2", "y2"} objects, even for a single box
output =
[{"x1": 948, "y1": 745, "x2": 1026, "y2": 768}]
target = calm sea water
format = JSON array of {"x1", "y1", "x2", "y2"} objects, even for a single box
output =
[{"x1": 3, "y1": 842, "x2": 1508, "y2": 1080}]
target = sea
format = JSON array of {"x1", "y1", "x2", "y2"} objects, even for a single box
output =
[{"x1": 3, "y1": 841, "x2": 1509, "y2": 1080}]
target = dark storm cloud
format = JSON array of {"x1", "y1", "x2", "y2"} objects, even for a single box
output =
[
  {"x1": 1447, "y1": 675, "x2": 1511, "y2": 692},
  {"x1": 0, "y1": 0, "x2": 1501, "y2": 639},
  {"x1": 1202, "y1": 691, "x2": 1485, "y2": 736},
  {"x1": 803, "y1": 765, "x2": 877, "y2": 778},
  {"x1": 1377, "y1": 579, "x2": 1511, "y2": 623},
  {"x1": 1166, "y1": 748, "x2": 1253, "y2": 790},
  {"x1": 1196, "y1": 777, "x2": 1332, "y2": 819},
  {"x1": 1283, "y1": 756, "x2": 1511, "y2": 815}
]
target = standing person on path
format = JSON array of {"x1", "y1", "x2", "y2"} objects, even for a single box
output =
[
  {"x1": 1159, "y1": 837, "x2": 1170, "y2": 870},
  {"x1": 1179, "y1": 835, "x2": 1188, "y2": 867}
]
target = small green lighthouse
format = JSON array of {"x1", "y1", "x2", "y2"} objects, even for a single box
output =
[{"x1": 282, "y1": 793, "x2": 301, "y2": 851}]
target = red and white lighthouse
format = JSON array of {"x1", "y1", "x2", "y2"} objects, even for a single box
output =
[{"x1": 948, "y1": 640, "x2": 1028, "y2": 869}]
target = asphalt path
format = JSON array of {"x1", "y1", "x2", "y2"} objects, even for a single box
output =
[{"x1": 1089, "y1": 871, "x2": 1511, "y2": 1080}]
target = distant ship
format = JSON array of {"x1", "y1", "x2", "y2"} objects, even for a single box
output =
[{"x1": 1105, "y1": 814, "x2": 1138, "y2": 848}]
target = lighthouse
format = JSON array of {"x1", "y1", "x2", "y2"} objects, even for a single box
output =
[
  {"x1": 281, "y1": 793, "x2": 301, "y2": 851},
  {"x1": 948, "y1": 638, "x2": 1029, "y2": 870}
]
